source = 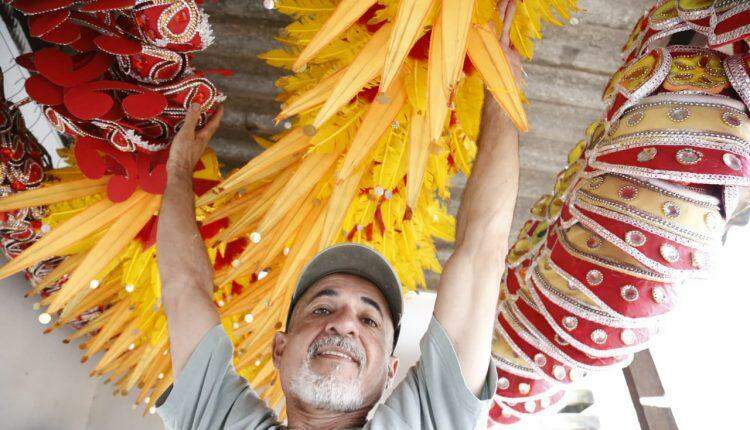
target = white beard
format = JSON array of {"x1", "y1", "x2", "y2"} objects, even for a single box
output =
[{"x1": 288, "y1": 357, "x2": 366, "y2": 412}]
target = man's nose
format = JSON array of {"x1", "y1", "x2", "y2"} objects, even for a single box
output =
[{"x1": 324, "y1": 307, "x2": 359, "y2": 337}]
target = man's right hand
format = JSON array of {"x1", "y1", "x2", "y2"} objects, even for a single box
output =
[
  {"x1": 166, "y1": 103, "x2": 223, "y2": 180},
  {"x1": 158, "y1": 103, "x2": 223, "y2": 379}
]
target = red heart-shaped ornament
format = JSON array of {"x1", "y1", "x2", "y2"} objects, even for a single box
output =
[
  {"x1": 64, "y1": 87, "x2": 114, "y2": 120},
  {"x1": 80, "y1": 0, "x2": 136, "y2": 12},
  {"x1": 25, "y1": 75, "x2": 64, "y2": 106},
  {"x1": 74, "y1": 138, "x2": 108, "y2": 179},
  {"x1": 12, "y1": 0, "x2": 73, "y2": 15},
  {"x1": 107, "y1": 174, "x2": 138, "y2": 202},
  {"x1": 94, "y1": 35, "x2": 142, "y2": 55},
  {"x1": 35, "y1": 48, "x2": 112, "y2": 87},
  {"x1": 122, "y1": 92, "x2": 168, "y2": 120},
  {"x1": 41, "y1": 20, "x2": 81, "y2": 45},
  {"x1": 28, "y1": 10, "x2": 70, "y2": 37}
]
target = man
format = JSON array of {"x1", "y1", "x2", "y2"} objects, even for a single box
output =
[{"x1": 154, "y1": 3, "x2": 521, "y2": 428}]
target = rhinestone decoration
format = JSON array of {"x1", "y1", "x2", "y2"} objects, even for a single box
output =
[
  {"x1": 620, "y1": 285, "x2": 640, "y2": 302},
  {"x1": 553, "y1": 365, "x2": 567, "y2": 380},
  {"x1": 518, "y1": 383, "x2": 531, "y2": 394},
  {"x1": 625, "y1": 230, "x2": 647, "y2": 247},
  {"x1": 498, "y1": 377, "x2": 510, "y2": 390},
  {"x1": 562, "y1": 316, "x2": 579, "y2": 331},
  {"x1": 618, "y1": 185, "x2": 638, "y2": 200},
  {"x1": 637, "y1": 147, "x2": 657, "y2": 162},
  {"x1": 591, "y1": 329, "x2": 608, "y2": 345},
  {"x1": 659, "y1": 243, "x2": 680, "y2": 263},
  {"x1": 662, "y1": 201, "x2": 681, "y2": 218},
  {"x1": 249, "y1": 232, "x2": 262, "y2": 243},
  {"x1": 620, "y1": 329, "x2": 637, "y2": 346},
  {"x1": 586, "y1": 235, "x2": 602, "y2": 249},
  {"x1": 704, "y1": 212, "x2": 721, "y2": 230},
  {"x1": 586, "y1": 269, "x2": 604, "y2": 286},
  {"x1": 588, "y1": 176, "x2": 605, "y2": 189},
  {"x1": 691, "y1": 251, "x2": 707, "y2": 269},
  {"x1": 651, "y1": 286, "x2": 667, "y2": 304},
  {"x1": 668, "y1": 106, "x2": 690, "y2": 122},
  {"x1": 723, "y1": 153, "x2": 742, "y2": 171},
  {"x1": 676, "y1": 148, "x2": 703, "y2": 165},
  {"x1": 524, "y1": 401, "x2": 536, "y2": 413},
  {"x1": 722, "y1": 111, "x2": 742, "y2": 127},
  {"x1": 627, "y1": 111, "x2": 644, "y2": 127},
  {"x1": 534, "y1": 353, "x2": 548, "y2": 367}
]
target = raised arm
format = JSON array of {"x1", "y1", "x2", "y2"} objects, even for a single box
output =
[
  {"x1": 432, "y1": 0, "x2": 521, "y2": 396},
  {"x1": 158, "y1": 104, "x2": 223, "y2": 378}
]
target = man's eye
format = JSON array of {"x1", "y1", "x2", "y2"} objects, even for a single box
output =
[
  {"x1": 313, "y1": 308, "x2": 330, "y2": 316},
  {"x1": 362, "y1": 317, "x2": 378, "y2": 328}
]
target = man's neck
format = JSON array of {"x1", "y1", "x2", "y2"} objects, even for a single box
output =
[{"x1": 285, "y1": 400, "x2": 371, "y2": 430}]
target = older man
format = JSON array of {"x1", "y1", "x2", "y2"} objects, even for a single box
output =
[{"x1": 154, "y1": 8, "x2": 521, "y2": 430}]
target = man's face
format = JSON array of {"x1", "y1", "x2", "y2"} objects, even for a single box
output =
[{"x1": 272, "y1": 274, "x2": 399, "y2": 412}]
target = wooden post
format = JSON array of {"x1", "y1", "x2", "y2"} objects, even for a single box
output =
[{"x1": 623, "y1": 350, "x2": 679, "y2": 430}]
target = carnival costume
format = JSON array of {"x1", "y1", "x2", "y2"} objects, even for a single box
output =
[
  {"x1": 0, "y1": 0, "x2": 224, "y2": 412},
  {"x1": 488, "y1": 0, "x2": 750, "y2": 424},
  {"x1": 4, "y1": 0, "x2": 748, "y2": 427}
]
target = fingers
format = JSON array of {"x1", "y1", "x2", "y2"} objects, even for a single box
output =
[
  {"x1": 196, "y1": 106, "x2": 224, "y2": 143},
  {"x1": 501, "y1": 0, "x2": 517, "y2": 47},
  {"x1": 177, "y1": 103, "x2": 202, "y2": 139}
]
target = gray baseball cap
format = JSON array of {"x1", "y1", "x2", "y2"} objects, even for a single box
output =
[{"x1": 285, "y1": 243, "x2": 403, "y2": 348}]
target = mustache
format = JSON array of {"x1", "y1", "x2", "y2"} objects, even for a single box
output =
[{"x1": 307, "y1": 335, "x2": 366, "y2": 366}]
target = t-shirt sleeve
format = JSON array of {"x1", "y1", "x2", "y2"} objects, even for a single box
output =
[
  {"x1": 156, "y1": 324, "x2": 280, "y2": 430},
  {"x1": 367, "y1": 316, "x2": 498, "y2": 430}
]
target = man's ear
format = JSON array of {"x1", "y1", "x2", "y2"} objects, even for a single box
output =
[
  {"x1": 388, "y1": 356, "x2": 399, "y2": 380},
  {"x1": 272, "y1": 332, "x2": 288, "y2": 368}
]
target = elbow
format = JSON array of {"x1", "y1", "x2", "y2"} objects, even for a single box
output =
[
  {"x1": 161, "y1": 283, "x2": 215, "y2": 319},
  {"x1": 456, "y1": 220, "x2": 511, "y2": 260},
  {"x1": 453, "y1": 239, "x2": 509, "y2": 271}
]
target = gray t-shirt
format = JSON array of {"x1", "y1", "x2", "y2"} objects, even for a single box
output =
[{"x1": 157, "y1": 316, "x2": 498, "y2": 429}]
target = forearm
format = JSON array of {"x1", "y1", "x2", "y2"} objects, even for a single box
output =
[
  {"x1": 157, "y1": 173, "x2": 220, "y2": 376},
  {"x1": 433, "y1": 90, "x2": 519, "y2": 394},
  {"x1": 157, "y1": 173, "x2": 214, "y2": 299},
  {"x1": 455, "y1": 89, "x2": 519, "y2": 254}
]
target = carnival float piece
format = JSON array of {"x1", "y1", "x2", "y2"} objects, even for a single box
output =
[
  {"x1": 487, "y1": 0, "x2": 750, "y2": 424},
  {"x1": 0, "y1": 0, "x2": 224, "y2": 413}
]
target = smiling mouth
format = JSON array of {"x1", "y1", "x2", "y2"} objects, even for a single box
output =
[{"x1": 314, "y1": 349, "x2": 360, "y2": 365}]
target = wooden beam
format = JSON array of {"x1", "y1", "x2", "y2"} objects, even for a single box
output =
[{"x1": 623, "y1": 350, "x2": 679, "y2": 430}]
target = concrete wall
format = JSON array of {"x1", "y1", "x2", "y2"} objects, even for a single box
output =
[{"x1": 0, "y1": 271, "x2": 165, "y2": 430}]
